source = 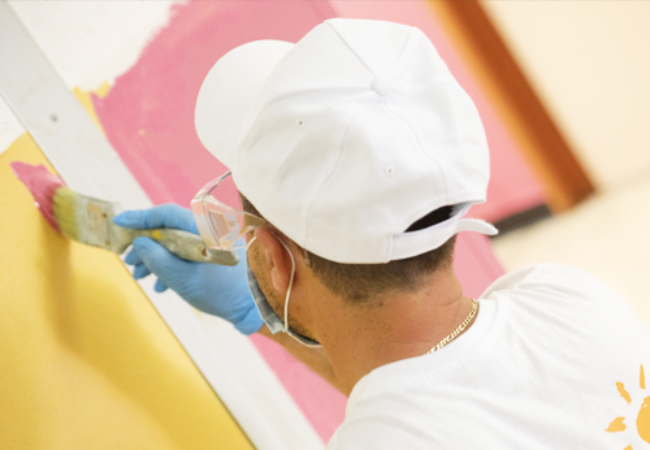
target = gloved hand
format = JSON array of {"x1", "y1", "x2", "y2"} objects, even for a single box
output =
[{"x1": 113, "y1": 203, "x2": 263, "y2": 335}]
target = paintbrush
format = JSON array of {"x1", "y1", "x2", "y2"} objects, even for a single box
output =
[{"x1": 11, "y1": 162, "x2": 239, "y2": 266}]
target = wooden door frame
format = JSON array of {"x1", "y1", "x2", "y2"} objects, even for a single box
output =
[{"x1": 428, "y1": 0, "x2": 595, "y2": 212}]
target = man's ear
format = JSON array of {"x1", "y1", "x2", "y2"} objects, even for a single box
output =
[{"x1": 253, "y1": 228, "x2": 292, "y2": 292}]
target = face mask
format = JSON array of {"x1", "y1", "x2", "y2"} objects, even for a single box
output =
[{"x1": 246, "y1": 237, "x2": 321, "y2": 348}]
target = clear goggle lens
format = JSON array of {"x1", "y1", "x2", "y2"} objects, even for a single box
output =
[{"x1": 191, "y1": 171, "x2": 266, "y2": 251}]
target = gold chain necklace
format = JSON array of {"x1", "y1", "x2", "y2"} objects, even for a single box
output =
[{"x1": 427, "y1": 299, "x2": 478, "y2": 354}]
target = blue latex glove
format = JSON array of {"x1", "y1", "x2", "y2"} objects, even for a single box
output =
[{"x1": 113, "y1": 203, "x2": 263, "y2": 335}]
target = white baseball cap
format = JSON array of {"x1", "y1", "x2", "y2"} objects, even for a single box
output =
[{"x1": 195, "y1": 18, "x2": 498, "y2": 264}]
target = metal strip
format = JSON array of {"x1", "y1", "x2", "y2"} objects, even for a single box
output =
[
  {"x1": 0, "y1": 3, "x2": 322, "y2": 449},
  {"x1": 0, "y1": 96, "x2": 25, "y2": 155}
]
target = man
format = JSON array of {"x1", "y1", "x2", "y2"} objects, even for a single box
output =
[{"x1": 114, "y1": 18, "x2": 650, "y2": 448}]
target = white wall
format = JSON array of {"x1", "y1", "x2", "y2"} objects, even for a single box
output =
[
  {"x1": 9, "y1": 0, "x2": 178, "y2": 90},
  {"x1": 1, "y1": 1, "x2": 177, "y2": 154},
  {"x1": 482, "y1": 0, "x2": 650, "y2": 191}
]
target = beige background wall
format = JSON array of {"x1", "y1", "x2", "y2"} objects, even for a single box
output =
[
  {"x1": 483, "y1": 1, "x2": 650, "y2": 327},
  {"x1": 482, "y1": 0, "x2": 650, "y2": 191}
]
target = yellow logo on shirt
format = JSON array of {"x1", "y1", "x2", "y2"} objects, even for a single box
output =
[{"x1": 606, "y1": 364, "x2": 650, "y2": 448}]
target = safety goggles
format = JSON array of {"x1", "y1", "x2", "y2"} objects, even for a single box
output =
[{"x1": 191, "y1": 171, "x2": 267, "y2": 251}]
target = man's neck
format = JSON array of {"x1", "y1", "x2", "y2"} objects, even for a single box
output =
[{"x1": 312, "y1": 266, "x2": 476, "y2": 395}]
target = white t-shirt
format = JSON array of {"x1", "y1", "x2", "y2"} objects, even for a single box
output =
[{"x1": 326, "y1": 264, "x2": 650, "y2": 449}]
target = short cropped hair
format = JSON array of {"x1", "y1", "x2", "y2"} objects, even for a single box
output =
[{"x1": 241, "y1": 195, "x2": 456, "y2": 303}]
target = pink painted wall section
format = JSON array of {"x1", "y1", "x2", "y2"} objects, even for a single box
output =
[
  {"x1": 455, "y1": 234, "x2": 505, "y2": 298},
  {"x1": 91, "y1": 1, "x2": 346, "y2": 442},
  {"x1": 91, "y1": 0, "x2": 506, "y2": 443},
  {"x1": 93, "y1": 1, "x2": 336, "y2": 207},
  {"x1": 331, "y1": 0, "x2": 546, "y2": 222}
]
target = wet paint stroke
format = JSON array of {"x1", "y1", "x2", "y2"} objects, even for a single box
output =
[{"x1": 10, "y1": 162, "x2": 64, "y2": 231}]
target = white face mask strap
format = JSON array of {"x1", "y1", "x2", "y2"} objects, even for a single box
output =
[
  {"x1": 246, "y1": 234, "x2": 296, "y2": 334},
  {"x1": 277, "y1": 239, "x2": 296, "y2": 334}
]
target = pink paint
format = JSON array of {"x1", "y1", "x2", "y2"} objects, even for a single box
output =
[
  {"x1": 11, "y1": 162, "x2": 64, "y2": 231},
  {"x1": 454, "y1": 234, "x2": 505, "y2": 298},
  {"x1": 330, "y1": 0, "x2": 546, "y2": 223},
  {"x1": 91, "y1": 1, "x2": 345, "y2": 442},
  {"x1": 93, "y1": 0, "x2": 336, "y2": 208},
  {"x1": 91, "y1": 0, "x2": 510, "y2": 442}
]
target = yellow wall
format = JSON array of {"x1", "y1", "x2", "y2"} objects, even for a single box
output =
[{"x1": 0, "y1": 134, "x2": 254, "y2": 449}]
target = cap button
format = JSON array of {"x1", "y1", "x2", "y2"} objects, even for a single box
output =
[{"x1": 371, "y1": 76, "x2": 393, "y2": 96}]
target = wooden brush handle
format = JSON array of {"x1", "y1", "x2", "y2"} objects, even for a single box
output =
[{"x1": 133, "y1": 229, "x2": 239, "y2": 266}]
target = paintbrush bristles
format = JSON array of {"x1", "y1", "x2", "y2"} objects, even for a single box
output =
[
  {"x1": 53, "y1": 187, "x2": 123, "y2": 251},
  {"x1": 12, "y1": 163, "x2": 237, "y2": 265},
  {"x1": 53, "y1": 186, "x2": 81, "y2": 241}
]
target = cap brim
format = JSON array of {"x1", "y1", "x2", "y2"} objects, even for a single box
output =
[
  {"x1": 195, "y1": 40, "x2": 294, "y2": 169},
  {"x1": 391, "y1": 208, "x2": 498, "y2": 261}
]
